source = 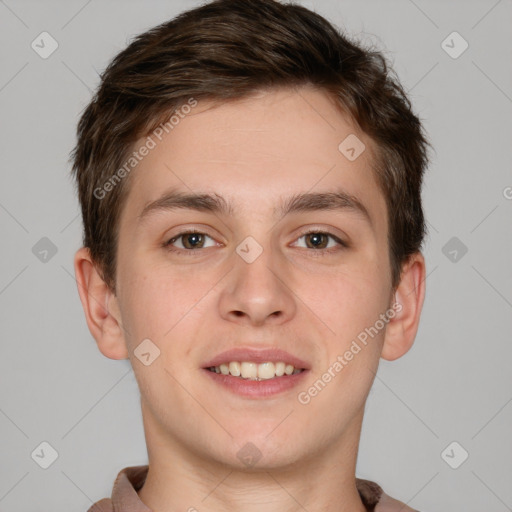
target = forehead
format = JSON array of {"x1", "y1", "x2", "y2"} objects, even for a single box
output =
[{"x1": 120, "y1": 86, "x2": 386, "y2": 230}]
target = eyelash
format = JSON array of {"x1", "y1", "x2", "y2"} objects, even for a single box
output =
[{"x1": 162, "y1": 228, "x2": 348, "y2": 257}]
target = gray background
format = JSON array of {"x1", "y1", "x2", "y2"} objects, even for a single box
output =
[{"x1": 0, "y1": 0, "x2": 511, "y2": 511}]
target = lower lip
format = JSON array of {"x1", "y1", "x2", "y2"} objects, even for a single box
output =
[{"x1": 202, "y1": 368, "x2": 309, "y2": 398}]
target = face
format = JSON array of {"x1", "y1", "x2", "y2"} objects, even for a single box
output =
[{"x1": 112, "y1": 85, "x2": 394, "y2": 469}]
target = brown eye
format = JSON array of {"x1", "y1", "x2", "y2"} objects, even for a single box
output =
[
  {"x1": 180, "y1": 232, "x2": 205, "y2": 249},
  {"x1": 294, "y1": 230, "x2": 346, "y2": 251},
  {"x1": 164, "y1": 230, "x2": 216, "y2": 252},
  {"x1": 304, "y1": 232, "x2": 329, "y2": 249}
]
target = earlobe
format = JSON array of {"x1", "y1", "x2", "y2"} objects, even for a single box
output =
[
  {"x1": 73, "y1": 247, "x2": 129, "y2": 360},
  {"x1": 381, "y1": 252, "x2": 426, "y2": 361}
]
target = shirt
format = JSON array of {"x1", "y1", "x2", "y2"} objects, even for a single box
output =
[{"x1": 87, "y1": 465, "x2": 420, "y2": 512}]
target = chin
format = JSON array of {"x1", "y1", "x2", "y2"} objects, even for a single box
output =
[{"x1": 220, "y1": 431, "x2": 308, "y2": 470}]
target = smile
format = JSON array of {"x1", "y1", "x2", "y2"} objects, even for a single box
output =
[{"x1": 208, "y1": 361, "x2": 304, "y2": 380}]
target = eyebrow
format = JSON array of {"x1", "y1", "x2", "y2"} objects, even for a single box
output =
[{"x1": 137, "y1": 187, "x2": 372, "y2": 227}]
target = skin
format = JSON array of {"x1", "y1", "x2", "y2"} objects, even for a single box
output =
[{"x1": 75, "y1": 84, "x2": 425, "y2": 512}]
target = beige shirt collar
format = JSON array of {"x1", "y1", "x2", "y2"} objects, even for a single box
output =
[{"x1": 88, "y1": 465, "x2": 419, "y2": 512}]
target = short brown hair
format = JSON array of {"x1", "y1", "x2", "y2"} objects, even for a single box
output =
[{"x1": 71, "y1": 0, "x2": 430, "y2": 293}]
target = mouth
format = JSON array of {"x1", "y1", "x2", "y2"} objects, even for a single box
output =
[
  {"x1": 202, "y1": 348, "x2": 310, "y2": 398},
  {"x1": 206, "y1": 361, "x2": 304, "y2": 381}
]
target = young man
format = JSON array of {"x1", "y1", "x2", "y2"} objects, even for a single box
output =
[{"x1": 71, "y1": 0, "x2": 429, "y2": 510}]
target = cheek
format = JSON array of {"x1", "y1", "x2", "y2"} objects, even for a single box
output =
[
  {"x1": 115, "y1": 258, "x2": 166, "y2": 347},
  {"x1": 117, "y1": 271, "x2": 201, "y2": 401},
  {"x1": 117, "y1": 259, "x2": 217, "y2": 353},
  {"x1": 299, "y1": 264, "x2": 390, "y2": 342}
]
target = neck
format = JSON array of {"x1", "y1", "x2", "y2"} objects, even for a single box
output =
[{"x1": 137, "y1": 402, "x2": 368, "y2": 512}]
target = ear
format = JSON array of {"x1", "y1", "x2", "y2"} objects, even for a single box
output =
[
  {"x1": 73, "y1": 247, "x2": 129, "y2": 360},
  {"x1": 381, "y1": 252, "x2": 426, "y2": 361}
]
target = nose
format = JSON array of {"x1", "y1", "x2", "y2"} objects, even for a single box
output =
[{"x1": 217, "y1": 240, "x2": 297, "y2": 327}]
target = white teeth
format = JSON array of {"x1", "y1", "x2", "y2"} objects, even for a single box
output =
[
  {"x1": 240, "y1": 362, "x2": 258, "y2": 379},
  {"x1": 275, "y1": 362, "x2": 285, "y2": 377},
  {"x1": 228, "y1": 361, "x2": 241, "y2": 376},
  {"x1": 258, "y1": 362, "x2": 276, "y2": 380},
  {"x1": 210, "y1": 361, "x2": 304, "y2": 380}
]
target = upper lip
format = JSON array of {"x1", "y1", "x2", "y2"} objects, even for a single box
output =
[{"x1": 202, "y1": 347, "x2": 311, "y2": 370}]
